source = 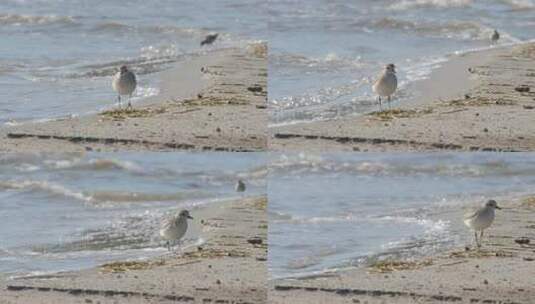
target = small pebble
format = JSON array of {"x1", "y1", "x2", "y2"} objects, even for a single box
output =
[
  {"x1": 216, "y1": 279, "x2": 221, "y2": 285},
  {"x1": 216, "y1": 127, "x2": 221, "y2": 132},
  {"x1": 483, "y1": 279, "x2": 488, "y2": 285},
  {"x1": 483, "y1": 128, "x2": 488, "y2": 132}
]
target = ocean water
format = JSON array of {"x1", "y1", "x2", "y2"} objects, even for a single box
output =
[
  {"x1": 0, "y1": 153, "x2": 267, "y2": 276},
  {"x1": 268, "y1": 153, "x2": 535, "y2": 279},
  {"x1": 269, "y1": 0, "x2": 535, "y2": 125},
  {"x1": 0, "y1": 0, "x2": 268, "y2": 125}
]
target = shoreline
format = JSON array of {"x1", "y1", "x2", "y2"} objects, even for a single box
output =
[
  {"x1": 0, "y1": 45, "x2": 267, "y2": 153},
  {"x1": 270, "y1": 42, "x2": 535, "y2": 152},
  {"x1": 270, "y1": 195, "x2": 535, "y2": 304},
  {"x1": 0, "y1": 195, "x2": 268, "y2": 304}
]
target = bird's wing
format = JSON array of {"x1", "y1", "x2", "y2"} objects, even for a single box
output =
[
  {"x1": 127, "y1": 71, "x2": 136, "y2": 84},
  {"x1": 160, "y1": 216, "x2": 176, "y2": 230},
  {"x1": 463, "y1": 208, "x2": 480, "y2": 220}
]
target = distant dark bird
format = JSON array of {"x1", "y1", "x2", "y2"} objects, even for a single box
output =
[
  {"x1": 235, "y1": 180, "x2": 246, "y2": 192},
  {"x1": 491, "y1": 30, "x2": 499, "y2": 43},
  {"x1": 201, "y1": 33, "x2": 219, "y2": 46}
]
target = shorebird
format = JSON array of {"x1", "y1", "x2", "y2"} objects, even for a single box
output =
[
  {"x1": 201, "y1": 33, "x2": 219, "y2": 46},
  {"x1": 372, "y1": 63, "x2": 397, "y2": 110},
  {"x1": 112, "y1": 65, "x2": 136, "y2": 109},
  {"x1": 160, "y1": 210, "x2": 193, "y2": 251},
  {"x1": 491, "y1": 29, "x2": 500, "y2": 43},
  {"x1": 464, "y1": 200, "x2": 501, "y2": 248},
  {"x1": 235, "y1": 180, "x2": 246, "y2": 192}
]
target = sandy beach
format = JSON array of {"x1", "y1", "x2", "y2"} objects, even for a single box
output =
[
  {"x1": 270, "y1": 196, "x2": 535, "y2": 304},
  {"x1": 270, "y1": 42, "x2": 535, "y2": 152},
  {"x1": 0, "y1": 45, "x2": 267, "y2": 153},
  {"x1": 0, "y1": 196, "x2": 268, "y2": 304}
]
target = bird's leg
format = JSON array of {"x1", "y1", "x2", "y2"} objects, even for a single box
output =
[
  {"x1": 176, "y1": 240, "x2": 183, "y2": 256},
  {"x1": 474, "y1": 231, "x2": 479, "y2": 249},
  {"x1": 387, "y1": 95, "x2": 391, "y2": 109},
  {"x1": 166, "y1": 241, "x2": 171, "y2": 252},
  {"x1": 378, "y1": 96, "x2": 382, "y2": 111},
  {"x1": 480, "y1": 230, "x2": 484, "y2": 246},
  {"x1": 117, "y1": 95, "x2": 121, "y2": 109},
  {"x1": 127, "y1": 94, "x2": 133, "y2": 111}
]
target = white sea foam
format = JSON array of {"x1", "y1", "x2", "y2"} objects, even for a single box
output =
[{"x1": 388, "y1": 0, "x2": 472, "y2": 10}]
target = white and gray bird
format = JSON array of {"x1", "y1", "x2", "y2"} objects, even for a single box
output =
[
  {"x1": 372, "y1": 63, "x2": 397, "y2": 110},
  {"x1": 491, "y1": 29, "x2": 500, "y2": 43},
  {"x1": 464, "y1": 200, "x2": 501, "y2": 248},
  {"x1": 160, "y1": 210, "x2": 193, "y2": 251},
  {"x1": 112, "y1": 65, "x2": 136, "y2": 109},
  {"x1": 235, "y1": 180, "x2": 246, "y2": 192}
]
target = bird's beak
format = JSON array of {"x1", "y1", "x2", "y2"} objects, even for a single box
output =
[
  {"x1": 187, "y1": 215, "x2": 194, "y2": 219},
  {"x1": 495, "y1": 205, "x2": 502, "y2": 210}
]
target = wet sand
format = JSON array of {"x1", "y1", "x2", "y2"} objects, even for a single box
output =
[
  {"x1": 0, "y1": 196, "x2": 268, "y2": 304},
  {"x1": 270, "y1": 42, "x2": 535, "y2": 152},
  {"x1": 1, "y1": 45, "x2": 267, "y2": 152},
  {"x1": 270, "y1": 196, "x2": 535, "y2": 304}
]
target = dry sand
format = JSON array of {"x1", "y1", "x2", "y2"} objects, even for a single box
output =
[
  {"x1": 270, "y1": 42, "x2": 535, "y2": 152},
  {"x1": 1, "y1": 45, "x2": 267, "y2": 152},
  {"x1": 269, "y1": 196, "x2": 535, "y2": 304},
  {"x1": 0, "y1": 196, "x2": 268, "y2": 304}
]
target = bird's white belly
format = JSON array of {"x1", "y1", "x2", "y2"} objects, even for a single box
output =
[{"x1": 373, "y1": 75, "x2": 397, "y2": 97}]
